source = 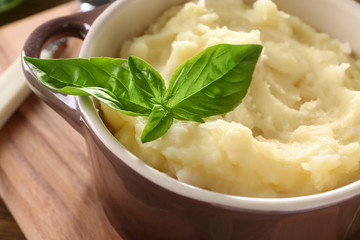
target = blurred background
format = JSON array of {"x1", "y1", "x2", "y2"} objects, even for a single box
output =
[
  {"x1": 0, "y1": 0, "x2": 116, "y2": 26},
  {"x1": 0, "y1": 0, "x2": 71, "y2": 26}
]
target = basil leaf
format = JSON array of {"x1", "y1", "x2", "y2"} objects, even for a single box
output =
[
  {"x1": 24, "y1": 44, "x2": 262, "y2": 143},
  {"x1": 24, "y1": 57, "x2": 154, "y2": 115},
  {"x1": 128, "y1": 56, "x2": 166, "y2": 103},
  {"x1": 165, "y1": 44, "x2": 262, "y2": 122},
  {"x1": 141, "y1": 104, "x2": 174, "y2": 143}
]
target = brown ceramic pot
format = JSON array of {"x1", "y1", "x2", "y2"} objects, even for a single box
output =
[{"x1": 22, "y1": 0, "x2": 360, "y2": 239}]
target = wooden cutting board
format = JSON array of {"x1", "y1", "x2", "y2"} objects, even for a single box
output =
[{"x1": 0, "y1": 2, "x2": 121, "y2": 239}]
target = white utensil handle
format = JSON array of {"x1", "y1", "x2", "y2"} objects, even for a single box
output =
[{"x1": 0, "y1": 57, "x2": 31, "y2": 129}]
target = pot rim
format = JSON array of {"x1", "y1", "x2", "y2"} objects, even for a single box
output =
[{"x1": 77, "y1": 0, "x2": 360, "y2": 213}]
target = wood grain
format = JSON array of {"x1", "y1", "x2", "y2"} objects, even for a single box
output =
[
  {"x1": 0, "y1": 199, "x2": 25, "y2": 239},
  {"x1": 0, "y1": 2, "x2": 121, "y2": 239}
]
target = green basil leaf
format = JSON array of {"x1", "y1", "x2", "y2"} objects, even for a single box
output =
[
  {"x1": 128, "y1": 56, "x2": 166, "y2": 103},
  {"x1": 165, "y1": 44, "x2": 262, "y2": 122},
  {"x1": 0, "y1": 0, "x2": 23, "y2": 13},
  {"x1": 24, "y1": 44, "x2": 262, "y2": 143},
  {"x1": 141, "y1": 104, "x2": 174, "y2": 143},
  {"x1": 24, "y1": 57, "x2": 153, "y2": 115}
]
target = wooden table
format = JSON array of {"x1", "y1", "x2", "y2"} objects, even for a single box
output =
[
  {"x1": 0, "y1": 1, "x2": 121, "y2": 239},
  {"x1": 1, "y1": 0, "x2": 360, "y2": 239}
]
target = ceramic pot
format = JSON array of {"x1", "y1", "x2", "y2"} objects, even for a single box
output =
[{"x1": 22, "y1": 0, "x2": 360, "y2": 239}]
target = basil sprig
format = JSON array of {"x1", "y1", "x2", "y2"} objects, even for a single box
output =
[{"x1": 24, "y1": 44, "x2": 262, "y2": 143}]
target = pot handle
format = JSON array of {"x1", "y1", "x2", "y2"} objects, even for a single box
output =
[{"x1": 21, "y1": 5, "x2": 108, "y2": 133}]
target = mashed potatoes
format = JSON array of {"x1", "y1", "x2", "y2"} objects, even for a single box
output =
[{"x1": 101, "y1": 0, "x2": 360, "y2": 197}]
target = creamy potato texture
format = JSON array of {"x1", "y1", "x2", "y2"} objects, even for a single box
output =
[{"x1": 101, "y1": 0, "x2": 360, "y2": 197}]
